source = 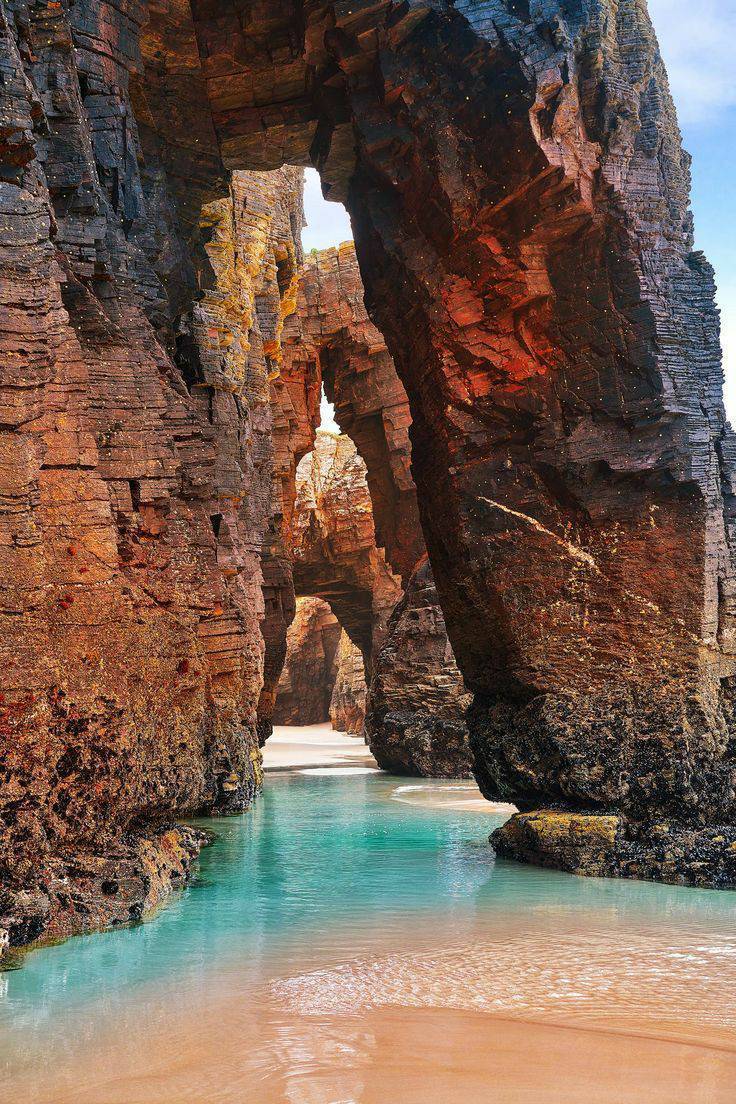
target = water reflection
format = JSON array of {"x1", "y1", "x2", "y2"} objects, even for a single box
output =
[{"x1": 2, "y1": 772, "x2": 736, "y2": 1100}]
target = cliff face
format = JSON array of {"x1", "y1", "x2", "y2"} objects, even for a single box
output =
[
  {"x1": 273, "y1": 597, "x2": 341, "y2": 727},
  {"x1": 291, "y1": 431, "x2": 402, "y2": 662},
  {"x1": 2, "y1": 0, "x2": 736, "y2": 911},
  {"x1": 273, "y1": 596, "x2": 366, "y2": 734},
  {"x1": 330, "y1": 632, "x2": 367, "y2": 736},
  {"x1": 0, "y1": 2, "x2": 302, "y2": 942},
  {"x1": 278, "y1": 245, "x2": 471, "y2": 774},
  {"x1": 283, "y1": 244, "x2": 423, "y2": 582},
  {"x1": 366, "y1": 559, "x2": 473, "y2": 778}
]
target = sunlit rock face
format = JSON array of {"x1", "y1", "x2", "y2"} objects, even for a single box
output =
[
  {"x1": 282, "y1": 244, "x2": 423, "y2": 583},
  {"x1": 273, "y1": 596, "x2": 367, "y2": 734},
  {"x1": 0, "y1": 4, "x2": 302, "y2": 940},
  {"x1": 185, "y1": 0, "x2": 736, "y2": 879},
  {"x1": 274, "y1": 597, "x2": 342, "y2": 727},
  {"x1": 330, "y1": 631, "x2": 367, "y2": 736},
  {"x1": 291, "y1": 432, "x2": 403, "y2": 662},
  {"x1": 277, "y1": 244, "x2": 472, "y2": 774},
  {"x1": 1, "y1": 0, "x2": 736, "y2": 912}
]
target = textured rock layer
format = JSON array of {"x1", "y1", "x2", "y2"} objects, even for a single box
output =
[
  {"x1": 366, "y1": 559, "x2": 473, "y2": 778},
  {"x1": 330, "y1": 632, "x2": 367, "y2": 736},
  {"x1": 273, "y1": 597, "x2": 342, "y2": 727},
  {"x1": 0, "y1": 1, "x2": 300, "y2": 939},
  {"x1": 1, "y1": 0, "x2": 735, "y2": 912},
  {"x1": 279, "y1": 246, "x2": 471, "y2": 773},
  {"x1": 274, "y1": 595, "x2": 367, "y2": 733},
  {"x1": 291, "y1": 431, "x2": 402, "y2": 661}
]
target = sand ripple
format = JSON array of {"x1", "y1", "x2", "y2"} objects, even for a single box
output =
[{"x1": 272, "y1": 930, "x2": 736, "y2": 1029}]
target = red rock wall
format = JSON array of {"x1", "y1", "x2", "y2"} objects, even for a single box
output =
[
  {"x1": 273, "y1": 598, "x2": 342, "y2": 726},
  {"x1": 273, "y1": 596, "x2": 367, "y2": 734},
  {"x1": 187, "y1": 0, "x2": 736, "y2": 878},
  {"x1": 291, "y1": 431, "x2": 403, "y2": 661},
  {"x1": 0, "y1": 2, "x2": 302, "y2": 940},
  {"x1": 3, "y1": 0, "x2": 736, "y2": 903},
  {"x1": 366, "y1": 559, "x2": 473, "y2": 778},
  {"x1": 277, "y1": 244, "x2": 472, "y2": 775},
  {"x1": 330, "y1": 633, "x2": 367, "y2": 736},
  {"x1": 282, "y1": 244, "x2": 423, "y2": 582}
]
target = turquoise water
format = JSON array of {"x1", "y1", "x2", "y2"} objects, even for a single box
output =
[{"x1": 2, "y1": 770, "x2": 736, "y2": 1101}]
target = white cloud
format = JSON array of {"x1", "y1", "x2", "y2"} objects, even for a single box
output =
[
  {"x1": 302, "y1": 168, "x2": 353, "y2": 251},
  {"x1": 648, "y1": 1, "x2": 736, "y2": 125}
]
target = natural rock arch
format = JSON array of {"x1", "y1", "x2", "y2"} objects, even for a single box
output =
[
  {"x1": 178, "y1": 1, "x2": 736, "y2": 878},
  {"x1": 290, "y1": 432, "x2": 402, "y2": 665},
  {"x1": 273, "y1": 596, "x2": 367, "y2": 734},
  {"x1": 1, "y1": 0, "x2": 735, "y2": 945}
]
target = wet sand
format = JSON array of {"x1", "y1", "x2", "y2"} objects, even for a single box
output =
[
  {"x1": 7, "y1": 986, "x2": 735, "y2": 1104},
  {"x1": 263, "y1": 729, "x2": 511, "y2": 817},
  {"x1": 5, "y1": 755, "x2": 734, "y2": 1102},
  {"x1": 391, "y1": 779, "x2": 516, "y2": 815},
  {"x1": 262, "y1": 723, "x2": 378, "y2": 771}
]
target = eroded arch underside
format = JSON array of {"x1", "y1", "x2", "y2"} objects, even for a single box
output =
[
  {"x1": 154, "y1": 0, "x2": 736, "y2": 873},
  {"x1": 2, "y1": 0, "x2": 736, "y2": 943}
]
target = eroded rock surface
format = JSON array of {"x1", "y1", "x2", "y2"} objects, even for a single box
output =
[
  {"x1": 274, "y1": 597, "x2": 342, "y2": 726},
  {"x1": 279, "y1": 246, "x2": 471, "y2": 772},
  {"x1": 274, "y1": 595, "x2": 367, "y2": 733},
  {"x1": 330, "y1": 632, "x2": 367, "y2": 736},
  {"x1": 291, "y1": 431, "x2": 403, "y2": 662},
  {"x1": 282, "y1": 244, "x2": 423, "y2": 582},
  {"x1": 2, "y1": 0, "x2": 736, "y2": 908},
  {"x1": 0, "y1": 3, "x2": 301, "y2": 940},
  {"x1": 366, "y1": 559, "x2": 473, "y2": 778}
]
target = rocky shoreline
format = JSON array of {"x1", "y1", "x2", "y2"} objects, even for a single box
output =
[
  {"x1": 492, "y1": 813, "x2": 736, "y2": 890},
  {"x1": 0, "y1": 824, "x2": 212, "y2": 956}
]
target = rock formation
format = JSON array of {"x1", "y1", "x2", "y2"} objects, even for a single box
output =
[
  {"x1": 1, "y1": 0, "x2": 736, "y2": 931},
  {"x1": 213, "y1": 0, "x2": 736, "y2": 882},
  {"x1": 281, "y1": 244, "x2": 423, "y2": 582},
  {"x1": 366, "y1": 559, "x2": 473, "y2": 778},
  {"x1": 291, "y1": 431, "x2": 403, "y2": 661},
  {"x1": 330, "y1": 632, "x2": 367, "y2": 736},
  {"x1": 278, "y1": 245, "x2": 471, "y2": 772},
  {"x1": 274, "y1": 595, "x2": 367, "y2": 733},
  {"x1": 273, "y1": 597, "x2": 342, "y2": 727},
  {"x1": 0, "y1": 2, "x2": 303, "y2": 942}
]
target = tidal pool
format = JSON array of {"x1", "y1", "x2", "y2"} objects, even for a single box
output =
[{"x1": 2, "y1": 771, "x2": 735, "y2": 1102}]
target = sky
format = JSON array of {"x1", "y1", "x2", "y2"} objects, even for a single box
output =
[
  {"x1": 302, "y1": 1, "x2": 736, "y2": 420},
  {"x1": 302, "y1": 168, "x2": 353, "y2": 253}
]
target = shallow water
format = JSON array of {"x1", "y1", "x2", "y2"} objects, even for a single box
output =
[{"x1": 2, "y1": 771, "x2": 736, "y2": 1102}]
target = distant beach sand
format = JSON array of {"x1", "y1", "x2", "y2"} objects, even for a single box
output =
[{"x1": 262, "y1": 722, "x2": 378, "y2": 771}]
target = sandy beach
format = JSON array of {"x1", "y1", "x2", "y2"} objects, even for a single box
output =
[
  {"x1": 262, "y1": 725, "x2": 515, "y2": 815},
  {"x1": 8, "y1": 977, "x2": 735, "y2": 1104},
  {"x1": 262, "y1": 723, "x2": 378, "y2": 771}
]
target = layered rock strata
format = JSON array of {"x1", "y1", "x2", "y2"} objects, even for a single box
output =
[
  {"x1": 273, "y1": 597, "x2": 342, "y2": 726},
  {"x1": 366, "y1": 559, "x2": 473, "y2": 778},
  {"x1": 0, "y1": 1, "x2": 302, "y2": 942},
  {"x1": 330, "y1": 632, "x2": 367, "y2": 736},
  {"x1": 184, "y1": 0, "x2": 736, "y2": 881},
  {"x1": 273, "y1": 596, "x2": 367, "y2": 733},
  {"x1": 281, "y1": 244, "x2": 423, "y2": 582},
  {"x1": 1, "y1": 0, "x2": 735, "y2": 902},
  {"x1": 277, "y1": 245, "x2": 471, "y2": 772},
  {"x1": 291, "y1": 431, "x2": 402, "y2": 662}
]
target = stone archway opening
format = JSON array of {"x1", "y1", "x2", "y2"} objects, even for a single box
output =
[
  {"x1": 188, "y1": 0, "x2": 736, "y2": 881},
  {"x1": 3, "y1": 0, "x2": 736, "y2": 955},
  {"x1": 273, "y1": 596, "x2": 367, "y2": 736}
]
